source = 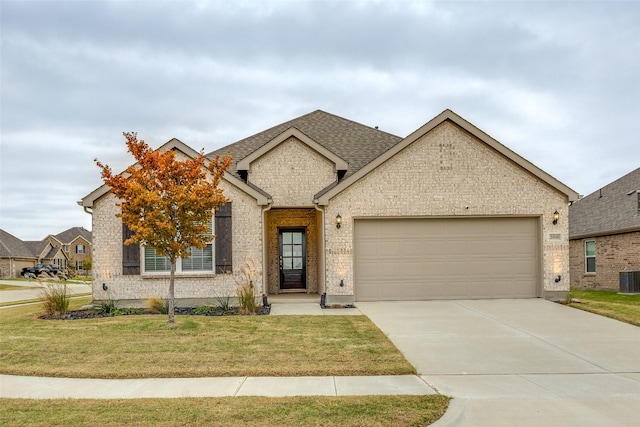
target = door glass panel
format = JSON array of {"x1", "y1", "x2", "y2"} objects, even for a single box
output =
[
  {"x1": 283, "y1": 232, "x2": 292, "y2": 244},
  {"x1": 293, "y1": 232, "x2": 302, "y2": 244},
  {"x1": 283, "y1": 246, "x2": 292, "y2": 256},
  {"x1": 284, "y1": 258, "x2": 293, "y2": 269},
  {"x1": 293, "y1": 245, "x2": 302, "y2": 257},
  {"x1": 293, "y1": 258, "x2": 303, "y2": 269}
]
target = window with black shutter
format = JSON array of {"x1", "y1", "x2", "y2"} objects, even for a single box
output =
[
  {"x1": 122, "y1": 223, "x2": 140, "y2": 275},
  {"x1": 215, "y1": 202, "x2": 232, "y2": 273}
]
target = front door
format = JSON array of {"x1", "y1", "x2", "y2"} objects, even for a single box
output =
[{"x1": 279, "y1": 229, "x2": 306, "y2": 290}]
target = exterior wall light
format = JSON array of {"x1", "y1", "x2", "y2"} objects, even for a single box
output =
[
  {"x1": 555, "y1": 275, "x2": 562, "y2": 283},
  {"x1": 552, "y1": 210, "x2": 559, "y2": 225},
  {"x1": 340, "y1": 279, "x2": 345, "y2": 287},
  {"x1": 102, "y1": 283, "x2": 108, "y2": 291},
  {"x1": 336, "y1": 213, "x2": 342, "y2": 229}
]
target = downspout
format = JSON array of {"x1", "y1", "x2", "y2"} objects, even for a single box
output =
[
  {"x1": 261, "y1": 199, "x2": 274, "y2": 298},
  {"x1": 313, "y1": 200, "x2": 326, "y2": 302}
]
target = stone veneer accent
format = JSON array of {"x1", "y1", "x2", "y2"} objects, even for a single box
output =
[
  {"x1": 91, "y1": 179, "x2": 264, "y2": 305},
  {"x1": 249, "y1": 137, "x2": 337, "y2": 207},
  {"x1": 265, "y1": 208, "x2": 320, "y2": 295},
  {"x1": 570, "y1": 231, "x2": 640, "y2": 290},
  {"x1": 323, "y1": 121, "x2": 570, "y2": 303}
]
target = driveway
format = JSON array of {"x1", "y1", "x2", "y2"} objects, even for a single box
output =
[
  {"x1": 358, "y1": 299, "x2": 640, "y2": 427},
  {"x1": 0, "y1": 280, "x2": 91, "y2": 306}
]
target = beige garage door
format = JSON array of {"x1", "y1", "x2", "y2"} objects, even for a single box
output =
[{"x1": 354, "y1": 217, "x2": 539, "y2": 301}]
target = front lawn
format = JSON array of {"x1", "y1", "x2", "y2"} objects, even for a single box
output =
[
  {"x1": 0, "y1": 395, "x2": 450, "y2": 427},
  {"x1": 0, "y1": 297, "x2": 415, "y2": 378},
  {"x1": 569, "y1": 290, "x2": 640, "y2": 326}
]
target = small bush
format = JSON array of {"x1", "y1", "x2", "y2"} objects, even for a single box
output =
[
  {"x1": 194, "y1": 305, "x2": 215, "y2": 315},
  {"x1": 146, "y1": 296, "x2": 170, "y2": 314},
  {"x1": 235, "y1": 259, "x2": 258, "y2": 315},
  {"x1": 40, "y1": 283, "x2": 70, "y2": 318},
  {"x1": 212, "y1": 290, "x2": 231, "y2": 311},
  {"x1": 94, "y1": 298, "x2": 119, "y2": 315}
]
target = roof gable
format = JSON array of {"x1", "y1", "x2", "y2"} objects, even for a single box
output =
[
  {"x1": 53, "y1": 227, "x2": 93, "y2": 244},
  {"x1": 316, "y1": 109, "x2": 580, "y2": 204},
  {"x1": 81, "y1": 138, "x2": 270, "y2": 208},
  {"x1": 208, "y1": 110, "x2": 402, "y2": 180},
  {"x1": 0, "y1": 229, "x2": 35, "y2": 259},
  {"x1": 569, "y1": 167, "x2": 640, "y2": 238},
  {"x1": 237, "y1": 127, "x2": 348, "y2": 172}
]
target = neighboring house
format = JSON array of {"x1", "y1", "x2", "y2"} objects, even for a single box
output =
[
  {"x1": 44, "y1": 227, "x2": 93, "y2": 272},
  {"x1": 0, "y1": 229, "x2": 69, "y2": 278},
  {"x1": 569, "y1": 168, "x2": 640, "y2": 291},
  {"x1": 80, "y1": 109, "x2": 578, "y2": 306}
]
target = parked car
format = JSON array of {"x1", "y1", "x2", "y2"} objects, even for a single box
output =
[{"x1": 21, "y1": 263, "x2": 60, "y2": 277}]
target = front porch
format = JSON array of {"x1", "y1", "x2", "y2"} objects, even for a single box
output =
[{"x1": 264, "y1": 208, "x2": 324, "y2": 296}]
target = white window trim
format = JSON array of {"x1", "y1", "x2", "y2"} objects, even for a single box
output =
[
  {"x1": 141, "y1": 217, "x2": 215, "y2": 275},
  {"x1": 585, "y1": 240, "x2": 596, "y2": 274}
]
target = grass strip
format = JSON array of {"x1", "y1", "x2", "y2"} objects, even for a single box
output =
[
  {"x1": 0, "y1": 395, "x2": 449, "y2": 427},
  {"x1": 569, "y1": 290, "x2": 640, "y2": 327},
  {"x1": 0, "y1": 297, "x2": 415, "y2": 378}
]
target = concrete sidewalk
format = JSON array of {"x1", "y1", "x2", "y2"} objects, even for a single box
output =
[
  {"x1": 0, "y1": 374, "x2": 437, "y2": 399},
  {"x1": 0, "y1": 280, "x2": 91, "y2": 306}
]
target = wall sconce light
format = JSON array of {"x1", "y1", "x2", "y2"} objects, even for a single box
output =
[
  {"x1": 336, "y1": 213, "x2": 342, "y2": 229},
  {"x1": 555, "y1": 275, "x2": 562, "y2": 283},
  {"x1": 339, "y1": 279, "x2": 345, "y2": 287},
  {"x1": 552, "y1": 210, "x2": 559, "y2": 225},
  {"x1": 102, "y1": 283, "x2": 108, "y2": 291}
]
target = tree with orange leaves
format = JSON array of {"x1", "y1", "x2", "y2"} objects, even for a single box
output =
[{"x1": 96, "y1": 132, "x2": 232, "y2": 323}]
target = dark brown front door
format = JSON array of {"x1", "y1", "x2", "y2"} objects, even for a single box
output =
[{"x1": 279, "y1": 229, "x2": 306, "y2": 290}]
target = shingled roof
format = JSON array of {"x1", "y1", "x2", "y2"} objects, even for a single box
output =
[
  {"x1": 207, "y1": 110, "x2": 403, "y2": 180},
  {"x1": 0, "y1": 229, "x2": 35, "y2": 259},
  {"x1": 53, "y1": 227, "x2": 92, "y2": 244},
  {"x1": 569, "y1": 167, "x2": 640, "y2": 238}
]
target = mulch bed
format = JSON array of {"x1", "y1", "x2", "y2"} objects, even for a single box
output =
[{"x1": 39, "y1": 305, "x2": 271, "y2": 320}]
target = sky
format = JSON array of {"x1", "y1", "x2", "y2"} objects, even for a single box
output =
[{"x1": 1, "y1": 0, "x2": 638, "y2": 241}]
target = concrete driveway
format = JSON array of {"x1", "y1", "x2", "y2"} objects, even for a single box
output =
[{"x1": 358, "y1": 299, "x2": 640, "y2": 427}]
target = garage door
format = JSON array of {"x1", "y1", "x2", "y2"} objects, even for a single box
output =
[{"x1": 354, "y1": 217, "x2": 539, "y2": 301}]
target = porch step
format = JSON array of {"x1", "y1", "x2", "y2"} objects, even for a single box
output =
[{"x1": 268, "y1": 294, "x2": 320, "y2": 304}]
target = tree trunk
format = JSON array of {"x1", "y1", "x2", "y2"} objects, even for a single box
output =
[{"x1": 168, "y1": 260, "x2": 176, "y2": 323}]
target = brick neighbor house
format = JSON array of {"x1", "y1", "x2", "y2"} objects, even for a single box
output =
[
  {"x1": 569, "y1": 167, "x2": 640, "y2": 291},
  {"x1": 80, "y1": 109, "x2": 578, "y2": 306},
  {"x1": 0, "y1": 229, "x2": 69, "y2": 278},
  {"x1": 44, "y1": 227, "x2": 93, "y2": 272}
]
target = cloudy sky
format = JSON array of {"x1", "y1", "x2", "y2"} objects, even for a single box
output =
[{"x1": 1, "y1": 0, "x2": 638, "y2": 240}]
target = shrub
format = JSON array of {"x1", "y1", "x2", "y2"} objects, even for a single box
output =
[
  {"x1": 194, "y1": 305, "x2": 215, "y2": 315},
  {"x1": 212, "y1": 290, "x2": 232, "y2": 311},
  {"x1": 235, "y1": 259, "x2": 258, "y2": 315},
  {"x1": 94, "y1": 298, "x2": 119, "y2": 315},
  {"x1": 39, "y1": 283, "x2": 70, "y2": 318},
  {"x1": 146, "y1": 296, "x2": 170, "y2": 314}
]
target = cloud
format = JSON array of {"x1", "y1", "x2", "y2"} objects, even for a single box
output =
[{"x1": 1, "y1": 0, "x2": 638, "y2": 240}]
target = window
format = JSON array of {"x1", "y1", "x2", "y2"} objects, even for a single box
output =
[
  {"x1": 76, "y1": 244, "x2": 85, "y2": 254},
  {"x1": 76, "y1": 261, "x2": 84, "y2": 271},
  {"x1": 64, "y1": 245, "x2": 69, "y2": 252},
  {"x1": 142, "y1": 218, "x2": 213, "y2": 274},
  {"x1": 585, "y1": 240, "x2": 596, "y2": 273}
]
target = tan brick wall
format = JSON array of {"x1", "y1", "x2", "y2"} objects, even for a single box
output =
[
  {"x1": 265, "y1": 209, "x2": 320, "y2": 294},
  {"x1": 91, "y1": 179, "x2": 264, "y2": 304},
  {"x1": 249, "y1": 137, "x2": 336, "y2": 207},
  {"x1": 325, "y1": 121, "x2": 570, "y2": 299},
  {"x1": 570, "y1": 231, "x2": 640, "y2": 290}
]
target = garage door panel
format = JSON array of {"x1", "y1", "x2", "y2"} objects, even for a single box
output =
[{"x1": 355, "y1": 218, "x2": 539, "y2": 301}]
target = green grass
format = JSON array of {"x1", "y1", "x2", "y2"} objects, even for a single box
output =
[
  {"x1": 0, "y1": 284, "x2": 26, "y2": 291},
  {"x1": 569, "y1": 290, "x2": 640, "y2": 326},
  {"x1": 0, "y1": 297, "x2": 415, "y2": 378},
  {"x1": 0, "y1": 395, "x2": 450, "y2": 427}
]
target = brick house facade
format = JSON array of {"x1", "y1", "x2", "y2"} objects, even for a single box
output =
[
  {"x1": 81, "y1": 109, "x2": 578, "y2": 306},
  {"x1": 569, "y1": 168, "x2": 640, "y2": 290}
]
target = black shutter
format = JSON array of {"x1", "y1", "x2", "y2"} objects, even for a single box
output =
[
  {"x1": 122, "y1": 223, "x2": 140, "y2": 275},
  {"x1": 215, "y1": 202, "x2": 232, "y2": 273}
]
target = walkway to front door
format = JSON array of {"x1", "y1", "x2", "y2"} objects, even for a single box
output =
[{"x1": 279, "y1": 229, "x2": 306, "y2": 290}]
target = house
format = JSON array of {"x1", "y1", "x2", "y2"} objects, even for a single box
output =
[
  {"x1": 80, "y1": 109, "x2": 578, "y2": 306},
  {"x1": 0, "y1": 229, "x2": 68, "y2": 278},
  {"x1": 569, "y1": 168, "x2": 640, "y2": 291},
  {"x1": 44, "y1": 227, "x2": 93, "y2": 272}
]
